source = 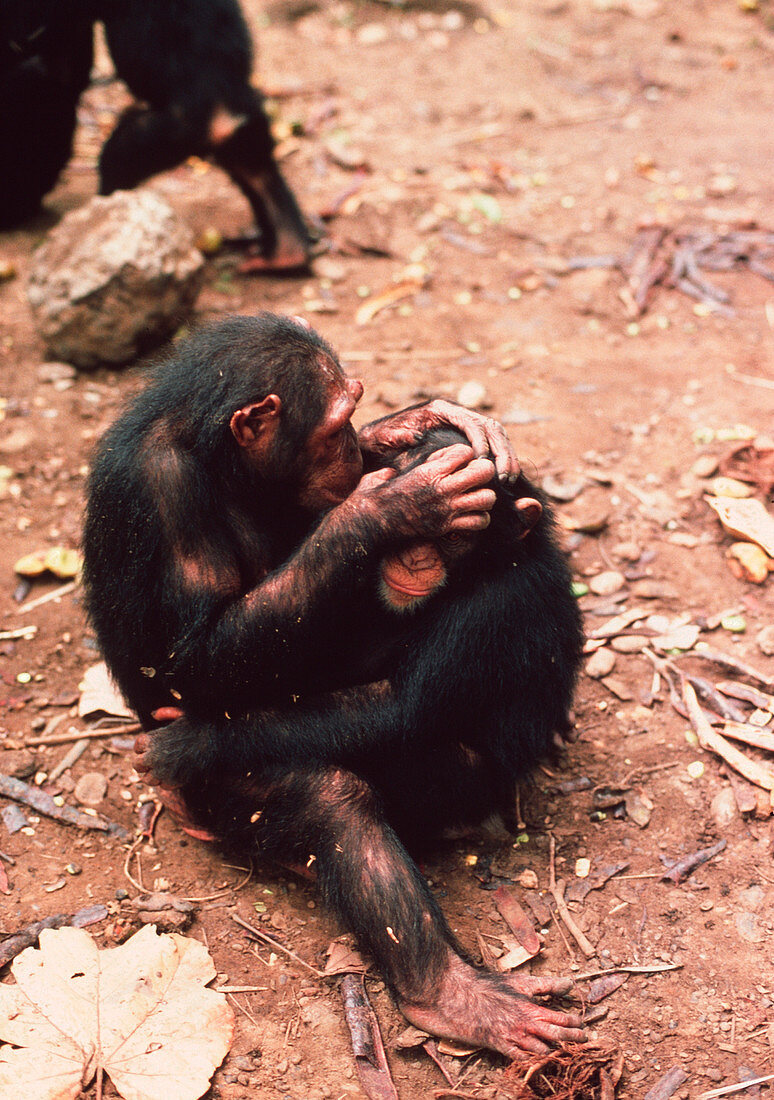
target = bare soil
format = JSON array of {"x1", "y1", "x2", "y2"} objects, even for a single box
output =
[{"x1": 1, "y1": 1, "x2": 774, "y2": 1097}]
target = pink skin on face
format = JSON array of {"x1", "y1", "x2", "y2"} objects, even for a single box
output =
[{"x1": 297, "y1": 371, "x2": 365, "y2": 513}]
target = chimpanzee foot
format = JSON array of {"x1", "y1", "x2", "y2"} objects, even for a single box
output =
[
  {"x1": 237, "y1": 244, "x2": 311, "y2": 274},
  {"x1": 400, "y1": 954, "x2": 584, "y2": 1060},
  {"x1": 134, "y1": 731, "x2": 217, "y2": 842}
]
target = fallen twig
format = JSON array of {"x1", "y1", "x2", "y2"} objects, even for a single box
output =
[
  {"x1": 690, "y1": 647, "x2": 774, "y2": 691},
  {"x1": 184, "y1": 863, "x2": 252, "y2": 902},
  {"x1": 716, "y1": 680, "x2": 774, "y2": 711},
  {"x1": 0, "y1": 903, "x2": 108, "y2": 967},
  {"x1": 0, "y1": 773, "x2": 128, "y2": 836},
  {"x1": 25, "y1": 721, "x2": 142, "y2": 747},
  {"x1": 575, "y1": 962, "x2": 682, "y2": 981},
  {"x1": 549, "y1": 836, "x2": 596, "y2": 959},
  {"x1": 0, "y1": 625, "x2": 37, "y2": 641},
  {"x1": 697, "y1": 1077, "x2": 774, "y2": 1100},
  {"x1": 643, "y1": 1065, "x2": 688, "y2": 1100},
  {"x1": 341, "y1": 973, "x2": 399, "y2": 1100},
  {"x1": 16, "y1": 580, "x2": 77, "y2": 614},
  {"x1": 722, "y1": 722, "x2": 774, "y2": 754},
  {"x1": 48, "y1": 738, "x2": 90, "y2": 782},
  {"x1": 661, "y1": 839, "x2": 727, "y2": 885},
  {"x1": 232, "y1": 913, "x2": 326, "y2": 978}
]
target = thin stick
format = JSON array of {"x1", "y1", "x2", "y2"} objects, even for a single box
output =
[
  {"x1": 697, "y1": 1075, "x2": 774, "y2": 1099},
  {"x1": 227, "y1": 993, "x2": 260, "y2": 1028},
  {"x1": 0, "y1": 626, "x2": 37, "y2": 641},
  {"x1": 16, "y1": 581, "x2": 77, "y2": 614},
  {"x1": 232, "y1": 914, "x2": 327, "y2": 979},
  {"x1": 25, "y1": 722, "x2": 141, "y2": 747},
  {"x1": 549, "y1": 835, "x2": 596, "y2": 958},
  {"x1": 48, "y1": 739, "x2": 89, "y2": 782},
  {"x1": 574, "y1": 963, "x2": 682, "y2": 981},
  {"x1": 215, "y1": 984, "x2": 268, "y2": 993},
  {"x1": 123, "y1": 836, "x2": 144, "y2": 891}
]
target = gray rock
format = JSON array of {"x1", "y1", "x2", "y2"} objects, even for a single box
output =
[{"x1": 28, "y1": 190, "x2": 204, "y2": 369}]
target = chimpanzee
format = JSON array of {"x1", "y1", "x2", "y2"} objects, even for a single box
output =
[
  {"x1": 1, "y1": 1, "x2": 310, "y2": 269},
  {"x1": 82, "y1": 313, "x2": 586, "y2": 1059},
  {"x1": 0, "y1": 2, "x2": 95, "y2": 228}
]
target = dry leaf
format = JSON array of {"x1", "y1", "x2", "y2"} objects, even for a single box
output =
[
  {"x1": 726, "y1": 541, "x2": 772, "y2": 583},
  {"x1": 14, "y1": 547, "x2": 82, "y2": 580},
  {"x1": 0, "y1": 925, "x2": 234, "y2": 1100},
  {"x1": 324, "y1": 937, "x2": 369, "y2": 976},
  {"x1": 706, "y1": 496, "x2": 774, "y2": 556},
  {"x1": 78, "y1": 661, "x2": 136, "y2": 720},
  {"x1": 355, "y1": 270, "x2": 428, "y2": 325}
]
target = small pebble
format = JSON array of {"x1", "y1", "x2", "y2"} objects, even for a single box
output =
[
  {"x1": 610, "y1": 635, "x2": 648, "y2": 654},
  {"x1": 74, "y1": 772, "x2": 108, "y2": 807},
  {"x1": 589, "y1": 570, "x2": 625, "y2": 596},
  {"x1": 586, "y1": 647, "x2": 616, "y2": 679},
  {"x1": 456, "y1": 380, "x2": 489, "y2": 409},
  {"x1": 691, "y1": 454, "x2": 719, "y2": 478}
]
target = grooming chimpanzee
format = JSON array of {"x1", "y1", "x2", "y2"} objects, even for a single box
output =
[
  {"x1": 83, "y1": 313, "x2": 585, "y2": 1058},
  {"x1": 1, "y1": 1, "x2": 310, "y2": 268}
]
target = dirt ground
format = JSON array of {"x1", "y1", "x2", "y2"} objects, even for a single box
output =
[{"x1": 2, "y1": 1, "x2": 774, "y2": 1097}]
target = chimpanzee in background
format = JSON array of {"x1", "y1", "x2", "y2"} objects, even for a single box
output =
[
  {"x1": 83, "y1": 313, "x2": 586, "y2": 1058},
  {"x1": 1, "y1": 1, "x2": 310, "y2": 269}
]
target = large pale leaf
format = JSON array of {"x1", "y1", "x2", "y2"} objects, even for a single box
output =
[{"x1": 0, "y1": 925, "x2": 234, "y2": 1100}]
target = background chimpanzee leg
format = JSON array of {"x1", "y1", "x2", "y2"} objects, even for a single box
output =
[
  {"x1": 212, "y1": 105, "x2": 312, "y2": 270},
  {"x1": 99, "y1": 0, "x2": 311, "y2": 267},
  {"x1": 98, "y1": 105, "x2": 204, "y2": 195}
]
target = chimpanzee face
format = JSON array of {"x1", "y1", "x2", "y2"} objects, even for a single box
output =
[{"x1": 296, "y1": 358, "x2": 364, "y2": 513}]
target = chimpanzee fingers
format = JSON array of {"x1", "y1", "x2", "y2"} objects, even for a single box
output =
[
  {"x1": 357, "y1": 468, "x2": 398, "y2": 492},
  {"x1": 438, "y1": 456, "x2": 497, "y2": 496},
  {"x1": 505, "y1": 1034, "x2": 551, "y2": 1059},
  {"x1": 452, "y1": 487, "x2": 498, "y2": 516},
  {"x1": 427, "y1": 400, "x2": 519, "y2": 481},
  {"x1": 133, "y1": 733, "x2": 152, "y2": 772},
  {"x1": 509, "y1": 974, "x2": 575, "y2": 998},
  {"x1": 417, "y1": 442, "x2": 476, "y2": 474},
  {"x1": 447, "y1": 511, "x2": 492, "y2": 532}
]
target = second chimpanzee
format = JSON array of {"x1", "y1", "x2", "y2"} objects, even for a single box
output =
[
  {"x1": 83, "y1": 313, "x2": 585, "y2": 1058},
  {"x1": 1, "y1": 0, "x2": 310, "y2": 268}
]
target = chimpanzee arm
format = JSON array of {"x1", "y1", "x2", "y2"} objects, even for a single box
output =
[
  {"x1": 358, "y1": 400, "x2": 519, "y2": 482},
  {"x1": 166, "y1": 447, "x2": 497, "y2": 712},
  {"x1": 138, "y1": 681, "x2": 402, "y2": 790}
]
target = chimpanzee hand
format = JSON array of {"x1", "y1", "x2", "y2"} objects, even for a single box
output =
[
  {"x1": 134, "y1": 716, "x2": 210, "y2": 790},
  {"x1": 351, "y1": 443, "x2": 497, "y2": 537},
  {"x1": 358, "y1": 400, "x2": 518, "y2": 482}
]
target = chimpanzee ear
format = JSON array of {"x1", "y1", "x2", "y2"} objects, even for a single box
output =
[
  {"x1": 514, "y1": 497, "x2": 542, "y2": 539},
  {"x1": 230, "y1": 394, "x2": 282, "y2": 449}
]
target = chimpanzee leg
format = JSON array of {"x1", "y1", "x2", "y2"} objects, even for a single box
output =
[
  {"x1": 212, "y1": 99, "x2": 311, "y2": 270},
  {"x1": 98, "y1": 105, "x2": 203, "y2": 195},
  {"x1": 253, "y1": 766, "x2": 585, "y2": 1058}
]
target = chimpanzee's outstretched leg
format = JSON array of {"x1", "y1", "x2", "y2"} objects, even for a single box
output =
[{"x1": 251, "y1": 766, "x2": 585, "y2": 1059}]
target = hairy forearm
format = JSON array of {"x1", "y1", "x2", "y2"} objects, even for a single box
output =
[
  {"x1": 170, "y1": 498, "x2": 391, "y2": 709},
  {"x1": 147, "y1": 682, "x2": 401, "y2": 789}
]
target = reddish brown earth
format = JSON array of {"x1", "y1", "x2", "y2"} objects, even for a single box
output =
[{"x1": 1, "y1": 2, "x2": 774, "y2": 1097}]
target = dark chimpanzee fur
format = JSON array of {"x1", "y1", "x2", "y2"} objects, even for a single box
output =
[
  {"x1": 1, "y1": 1, "x2": 310, "y2": 266},
  {"x1": 0, "y1": 1, "x2": 95, "y2": 228},
  {"x1": 82, "y1": 313, "x2": 585, "y2": 1058}
]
